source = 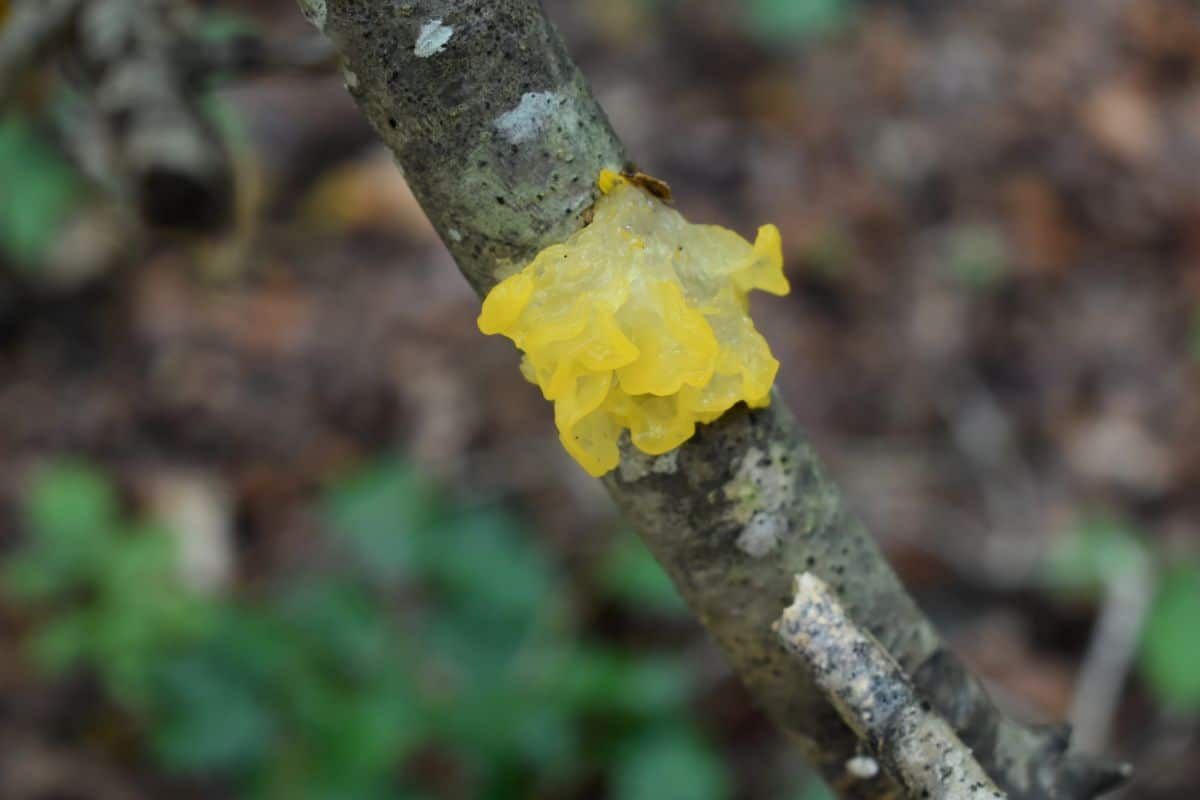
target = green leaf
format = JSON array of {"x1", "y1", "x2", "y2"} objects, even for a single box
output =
[
  {"x1": 612, "y1": 727, "x2": 729, "y2": 800},
  {"x1": 508, "y1": 704, "x2": 578, "y2": 769},
  {"x1": 0, "y1": 113, "x2": 85, "y2": 266},
  {"x1": 1041, "y1": 516, "x2": 1149, "y2": 597},
  {"x1": 942, "y1": 224, "x2": 1009, "y2": 291},
  {"x1": 273, "y1": 580, "x2": 397, "y2": 678},
  {"x1": 1140, "y1": 563, "x2": 1200, "y2": 711},
  {"x1": 795, "y1": 777, "x2": 836, "y2": 800},
  {"x1": 28, "y1": 612, "x2": 93, "y2": 674},
  {"x1": 1189, "y1": 309, "x2": 1200, "y2": 363},
  {"x1": 150, "y1": 654, "x2": 275, "y2": 774},
  {"x1": 6, "y1": 461, "x2": 118, "y2": 599},
  {"x1": 549, "y1": 647, "x2": 690, "y2": 718},
  {"x1": 194, "y1": 10, "x2": 258, "y2": 42},
  {"x1": 598, "y1": 530, "x2": 685, "y2": 614},
  {"x1": 23, "y1": 460, "x2": 117, "y2": 544},
  {"x1": 324, "y1": 459, "x2": 439, "y2": 582},
  {"x1": 745, "y1": 0, "x2": 853, "y2": 45},
  {"x1": 429, "y1": 510, "x2": 557, "y2": 626}
]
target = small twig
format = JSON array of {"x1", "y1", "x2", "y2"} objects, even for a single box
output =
[
  {"x1": 776, "y1": 573, "x2": 1007, "y2": 799},
  {"x1": 1070, "y1": 560, "x2": 1156, "y2": 753}
]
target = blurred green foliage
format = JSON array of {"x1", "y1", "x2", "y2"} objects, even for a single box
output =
[
  {"x1": 0, "y1": 113, "x2": 86, "y2": 268},
  {"x1": 795, "y1": 779, "x2": 836, "y2": 800},
  {"x1": 1139, "y1": 564, "x2": 1200, "y2": 712},
  {"x1": 1188, "y1": 309, "x2": 1200, "y2": 362},
  {"x1": 6, "y1": 462, "x2": 216, "y2": 704},
  {"x1": 744, "y1": 0, "x2": 855, "y2": 45},
  {"x1": 6, "y1": 458, "x2": 727, "y2": 799},
  {"x1": 596, "y1": 528, "x2": 685, "y2": 614},
  {"x1": 942, "y1": 224, "x2": 1010, "y2": 292},
  {"x1": 1040, "y1": 516, "x2": 1149, "y2": 598},
  {"x1": 1041, "y1": 516, "x2": 1200, "y2": 713}
]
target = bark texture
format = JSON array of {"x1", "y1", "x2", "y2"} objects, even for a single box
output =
[
  {"x1": 302, "y1": 0, "x2": 624, "y2": 295},
  {"x1": 306, "y1": 2, "x2": 1130, "y2": 797}
]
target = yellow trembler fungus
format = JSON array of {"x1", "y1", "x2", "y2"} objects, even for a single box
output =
[{"x1": 478, "y1": 170, "x2": 790, "y2": 477}]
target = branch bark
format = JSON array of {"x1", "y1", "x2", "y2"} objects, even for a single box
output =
[{"x1": 303, "y1": 2, "x2": 1131, "y2": 797}]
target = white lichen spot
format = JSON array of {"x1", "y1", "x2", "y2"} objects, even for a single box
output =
[
  {"x1": 342, "y1": 65, "x2": 358, "y2": 90},
  {"x1": 737, "y1": 510, "x2": 785, "y2": 558},
  {"x1": 726, "y1": 444, "x2": 793, "y2": 558},
  {"x1": 414, "y1": 18, "x2": 454, "y2": 58},
  {"x1": 650, "y1": 449, "x2": 679, "y2": 475},
  {"x1": 846, "y1": 755, "x2": 880, "y2": 780},
  {"x1": 618, "y1": 447, "x2": 678, "y2": 482},
  {"x1": 448, "y1": 228, "x2": 463, "y2": 243},
  {"x1": 618, "y1": 453, "x2": 650, "y2": 482},
  {"x1": 297, "y1": 0, "x2": 327, "y2": 31},
  {"x1": 494, "y1": 91, "x2": 564, "y2": 145}
]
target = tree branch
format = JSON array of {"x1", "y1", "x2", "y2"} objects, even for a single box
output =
[
  {"x1": 305, "y1": 2, "x2": 1131, "y2": 797},
  {"x1": 777, "y1": 573, "x2": 1006, "y2": 799}
]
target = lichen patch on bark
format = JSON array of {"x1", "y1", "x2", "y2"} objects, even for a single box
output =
[
  {"x1": 725, "y1": 443, "x2": 794, "y2": 554},
  {"x1": 297, "y1": 0, "x2": 326, "y2": 31},
  {"x1": 494, "y1": 90, "x2": 567, "y2": 144},
  {"x1": 414, "y1": 18, "x2": 453, "y2": 57}
]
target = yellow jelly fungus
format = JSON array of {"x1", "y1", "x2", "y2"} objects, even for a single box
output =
[{"x1": 478, "y1": 169, "x2": 790, "y2": 477}]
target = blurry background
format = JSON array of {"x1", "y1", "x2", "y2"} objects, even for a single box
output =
[{"x1": 2, "y1": 0, "x2": 1199, "y2": 797}]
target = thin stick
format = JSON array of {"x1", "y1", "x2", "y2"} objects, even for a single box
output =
[
  {"x1": 1070, "y1": 562, "x2": 1155, "y2": 753},
  {"x1": 777, "y1": 573, "x2": 1006, "y2": 800}
]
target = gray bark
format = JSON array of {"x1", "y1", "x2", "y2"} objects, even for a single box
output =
[{"x1": 305, "y1": 1, "x2": 1131, "y2": 797}]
